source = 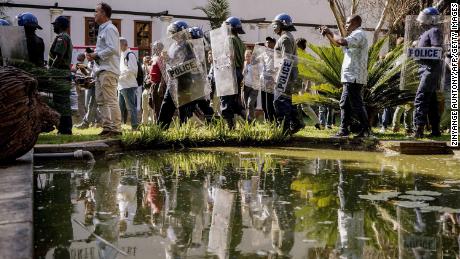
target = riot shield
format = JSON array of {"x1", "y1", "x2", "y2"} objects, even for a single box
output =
[
  {"x1": 399, "y1": 15, "x2": 450, "y2": 91},
  {"x1": 251, "y1": 45, "x2": 277, "y2": 94},
  {"x1": 273, "y1": 48, "x2": 303, "y2": 96},
  {"x1": 159, "y1": 30, "x2": 209, "y2": 107},
  {"x1": 0, "y1": 26, "x2": 28, "y2": 64},
  {"x1": 210, "y1": 25, "x2": 238, "y2": 97},
  {"x1": 243, "y1": 46, "x2": 264, "y2": 91}
]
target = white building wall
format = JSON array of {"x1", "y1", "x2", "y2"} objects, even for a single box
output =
[{"x1": 4, "y1": 0, "x2": 385, "y2": 60}]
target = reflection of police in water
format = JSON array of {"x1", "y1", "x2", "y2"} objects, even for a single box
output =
[{"x1": 412, "y1": 7, "x2": 444, "y2": 138}]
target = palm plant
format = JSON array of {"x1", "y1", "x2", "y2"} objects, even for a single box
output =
[
  {"x1": 293, "y1": 38, "x2": 417, "y2": 124},
  {"x1": 194, "y1": 0, "x2": 230, "y2": 29}
]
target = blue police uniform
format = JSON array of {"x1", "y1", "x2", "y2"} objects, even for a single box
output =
[{"x1": 414, "y1": 26, "x2": 443, "y2": 135}]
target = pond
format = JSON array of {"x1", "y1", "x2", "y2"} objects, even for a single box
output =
[{"x1": 33, "y1": 147, "x2": 460, "y2": 259}]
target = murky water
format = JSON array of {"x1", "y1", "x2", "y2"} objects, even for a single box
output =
[{"x1": 33, "y1": 148, "x2": 460, "y2": 259}]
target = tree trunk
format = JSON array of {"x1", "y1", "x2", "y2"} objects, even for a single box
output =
[
  {"x1": 373, "y1": 0, "x2": 393, "y2": 44},
  {"x1": 328, "y1": 0, "x2": 347, "y2": 36}
]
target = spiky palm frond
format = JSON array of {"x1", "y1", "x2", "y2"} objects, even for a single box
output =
[
  {"x1": 294, "y1": 37, "x2": 417, "y2": 114},
  {"x1": 194, "y1": 0, "x2": 230, "y2": 29}
]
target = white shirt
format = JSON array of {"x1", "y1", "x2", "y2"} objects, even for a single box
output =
[
  {"x1": 94, "y1": 20, "x2": 120, "y2": 76},
  {"x1": 118, "y1": 49, "x2": 139, "y2": 89},
  {"x1": 341, "y1": 28, "x2": 368, "y2": 85}
]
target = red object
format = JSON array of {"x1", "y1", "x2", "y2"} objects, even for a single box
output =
[
  {"x1": 149, "y1": 60, "x2": 162, "y2": 84},
  {"x1": 146, "y1": 182, "x2": 163, "y2": 214}
]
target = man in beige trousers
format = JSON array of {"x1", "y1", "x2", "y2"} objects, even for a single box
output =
[{"x1": 86, "y1": 2, "x2": 122, "y2": 136}]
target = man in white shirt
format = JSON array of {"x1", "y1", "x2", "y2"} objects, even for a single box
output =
[
  {"x1": 320, "y1": 15, "x2": 371, "y2": 138},
  {"x1": 118, "y1": 37, "x2": 139, "y2": 130},
  {"x1": 86, "y1": 2, "x2": 122, "y2": 137}
]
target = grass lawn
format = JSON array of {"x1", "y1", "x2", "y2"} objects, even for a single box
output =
[
  {"x1": 37, "y1": 123, "x2": 453, "y2": 145},
  {"x1": 37, "y1": 127, "x2": 105, "y2": 144},
  {"x1": 296, "y1": 126, "x2": 452, "y2": 142}
]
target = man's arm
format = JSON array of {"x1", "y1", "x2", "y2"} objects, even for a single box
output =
[
  {"x1": 88, "y1": 27, "x2": 119, "y2": 61},
  {"x1": 320, "y1": 27, "x2": 347, "y2": 47}
]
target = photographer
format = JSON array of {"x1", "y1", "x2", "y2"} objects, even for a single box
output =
[
  {"x1": 76, "y1": 48, "x2": 100, "y2": 129},
  {"x1": 320, "y1": 15, "x2": 371, "y2": 138}
]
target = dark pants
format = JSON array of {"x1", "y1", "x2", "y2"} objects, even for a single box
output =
[
  {"x1": 195, "y1": 99, "x2": 215, "y2": 122},
  {"x1": 273, "y1": 95, "x2": 300, "y2": 132},
  {"x1": 261, "y1": 91, "x2": 276, "y2": 121},
  {"x1": 219, "y1": 68, "x2": 245, "y2": 127},
  {"x1": 157, "y1": 89, "x2": 190, "y2": 128},
  {"x1": 339, "y1": 82, "x2": 369, "y2": 133},
  {"x1": 243, "y1": 86, "x2": 258, "y2": 121},
  {"x1": 414, "y1": 69, "x2": 440, "y2": 132},
  {"x1": 319, "y1": 105, "x2": 335, "y2": 127},
  {"x1": 381, "y1": 107, "x2": 394, "y2": 128}
]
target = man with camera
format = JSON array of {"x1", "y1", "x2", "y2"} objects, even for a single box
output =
[{"x1": 320, "y1": 15, "x2": 372, "y2": 138}]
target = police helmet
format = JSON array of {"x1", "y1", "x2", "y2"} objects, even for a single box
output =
[
  {"x1": 167, "y1": 20, "x2": 188, "y2": 35},
  {"x1": 188, "y1": 26, "x2": 204, "y2": 39},
  {"x1": 272, "y1": 13, "x2": 296, "y2": 31},
  {"x1": 51, "y1": 16, "x2": 70, "y2": 29},
  {"x1": 17, "y1": 12, "x2": 42, "y2": 29},
  {"x1": 416, "y1": 7, "x2": 440, "y2": 25},
  {"x1": 0, "y1": 19, "x2": 10, "y2": 26},
  {"x1": 225, "y1": 17, "x2": 245, "y2": 34}
]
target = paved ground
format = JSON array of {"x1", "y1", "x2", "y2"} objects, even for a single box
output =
[{"x1": 0, "y1": 151, "x2": 33, "y2": 259}]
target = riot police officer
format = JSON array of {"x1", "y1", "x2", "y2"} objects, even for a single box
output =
[
  {"x1": 17, "y1": 12, "x2": 45, "y2": 67},
  {"x1": 413, "y1": 7, "x2": 443, "y2": 138},
  {"x1": 271, "y1": 13, "x2": 302, "y2": 134},
  {"x1": 157, "y1": 20, "x2": 194, "y2": 128},
  {"x1": 0, "y1": 18, "x2": 10, "y2": 60},
  {"x1": 49, "y1": 16, "x2": 74, "y2": 134},
  {"x1": 183, "y1": 26, "x2": 215, "y2": 123},
  {"x1": 220, "y1": 17, "x2": 246, "y2": 129}
]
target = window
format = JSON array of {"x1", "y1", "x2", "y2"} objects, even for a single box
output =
[
  {"x1": 134, "y1": 21, "x2": 152, "y2": 58},
  {"x1": 85, "y1": 17, "x2": 121, "y2": 46}
]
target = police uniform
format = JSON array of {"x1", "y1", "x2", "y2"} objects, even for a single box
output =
[
  {"x1": 25, "y1": 30, "x2": 45, "y2": 67},
  {"x1": 49, "y1": 31, "x2": 73, "y2": 134},
  {"x1": 273, "y1": 31, "x2": 302, "y2": 132},
  {"x1": 157, "y1": 40, "x2": 196, "y2": 128},
  {"x1": 414, "y1": 26, "x2": 442, "y2": 135},
  {"x1": 219, "y1": 34, "x2": 246, "y2": 128}
]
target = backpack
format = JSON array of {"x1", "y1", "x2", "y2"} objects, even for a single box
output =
[{"x1": 125, "y1": 52, "x2": 144, "y2": 86}]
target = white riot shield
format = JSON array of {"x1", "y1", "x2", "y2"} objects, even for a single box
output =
[
  {"x1": 399, "y1": 15, "x2": 450, "y2": 91},
  {"x1": 273, "y1": 49, "x2": 303, "y2": 95},
  {"x1": 210, "y1": 25, "x2": 238, "y2": 97},
  {"x1": 251, "y1": 45, "x2": 277, "y2": 94},
  {"x1": 243, "y1": 46, "x2": 264, "y2": 91},
  {"x1": 159, "y1": 30, "x2": 209, "y2": 107},
  {"x1": 0, "y1": 26, "x2": 28, "y2": 64}
]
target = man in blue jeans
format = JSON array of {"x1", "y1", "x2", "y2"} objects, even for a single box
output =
[
  {"x1": 320, "y1": 15, "x2": 371, "y2": 137},
  {"x1": 118, "y1": 37, "x2": 139, "y2": 130}
]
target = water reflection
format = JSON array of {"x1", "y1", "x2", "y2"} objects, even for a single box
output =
[{"x1": 33, "y1": 149, "x2": 460, "y2": 259}]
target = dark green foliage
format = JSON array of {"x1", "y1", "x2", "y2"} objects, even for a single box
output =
[
  {"x1": 294, "y1": 38, "x2": 417, "y2": 115},
  {"x1": 194, "y1": 0, "x2": 230, "y2": 29}
]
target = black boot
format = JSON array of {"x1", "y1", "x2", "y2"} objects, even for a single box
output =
[
  {"x1": 429, "y1": 124, "x2": 441, "y2": 137},
  {"x1": 58, "y1": 116, "x2": 73, "y2": 135},
  {"x1": 413, "y1": 125, "x2": 424, "y2": 139}
]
